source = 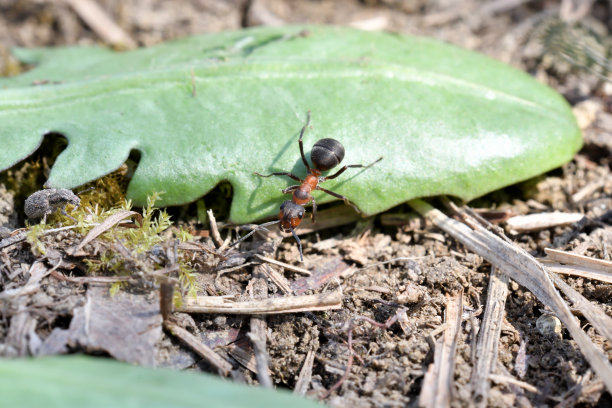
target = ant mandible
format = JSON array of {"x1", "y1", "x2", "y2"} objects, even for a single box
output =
[{"x1": 233, "y1": 111, "x2": 382, "y2": 261}]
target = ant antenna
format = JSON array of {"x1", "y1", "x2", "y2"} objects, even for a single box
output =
[
  {"x1": 289, "y1": 226, "x2": 303, "y2": 262},
  {"x1": 230, "y1": 220, "x2": 280, "y2": 247},
  {"x1": 76, "y1": 186, "x2": 95, "y2": 195}
]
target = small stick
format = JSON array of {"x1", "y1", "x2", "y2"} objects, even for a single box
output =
[
  {"x1": 207, "y1": 209, "x2": 224, "y2": 248},
  {"x1": 550, "y1": 272, "x2": 612, "y2": 343},
  {"x1": 248, "y1": 264, "x2": 272, "y2": 388},
  {"x1": 248, "y1": 317, "x2": 272, "y2": 388},
  {"x1": 419, "y1": 290, "x2": 463, "y2": 408},
  {"x1": 294, "y1": 349, "x2": 316, "y2": 395},
  {"x1": 470, "y1": 268, "x2": 509, "y2": 407},
  {"x1": 257, "y1": 263, "x2": 292, "y2": 295},
  {"x1": 408, "y1": 199, "x2": 612, "y2": 395},
  {"x1": 505, "y1": 212, "x2": 584, "y2": 232},
  {"x1": 543, "y1": 263, "x2": 612, "y2": 284},
  {"x1": 65, "y1": 0, "x2": 136, "y2": 48},
  {"x1": 255, "y1": 254, "x2": 311, "y2": 275},
  {"x1": 488, "y1": 374, "x2": 538, "y2": 394},
  {"x1": 544, "y1": 248, "x2": 612, "y2": 274},
  {"x1": 177, "y1": 290, "x2": 342, "y2": 315},
  {"x1": 164, "y1": 321, "x2": 232, "y2": 376},
  {"x1": 216, "y1": 262, "x2": 257, "y2": 277}
]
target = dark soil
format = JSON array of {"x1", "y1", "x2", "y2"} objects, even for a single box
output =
[{"x1": 1, "y1": 1, "x2": 611, "y2": 407}]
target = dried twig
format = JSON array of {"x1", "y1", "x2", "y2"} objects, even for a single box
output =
[
  {"x1": 178, "y1": 290, "x2": 342, "y2": 315},
  {"x1": 207, "y1": 209, "x2": 224, "y2": 248},
  {"x1": 408, "y1": 199, "x2": 612, "y2": 395},
  {"x1": 488, "y1": 374, "x2": 538, "y2": 393},
  {"x1": 248, "y1": 265, "x2": 273, "y2": 389},
  {"x1": 64, "y1": 0, "x2": 136, "y2": 48},
  {"x1": 255, "y1": 254, "x2": 311, "y2": 275},
  {"x1": 470, "y1": 268, "x2": 509, "y2": 407},
  {"x1": 544, "y1": 248, "x2": 612, "y2": 273},
  {"x1": 71, "y1": 210, "x2": 141, "y2": 254},
  {"x1": 163, "y1": 320, "x2": 232, "y2": 376},
  {"x1": 544, "y1": 263, "x2": 612, "y2": 284},
  {"x1": 505, "y1": 212, "x2": 584, "y2": 232},
  {"x1": 420, "y1": 290, "x2": 463, "y2": 408},
  {"x1": 294, "y1": 349, "x2": 316, "y2": 396},
  {"x1": 550, "y1": 273, "x2": 612, "y2": 343}
]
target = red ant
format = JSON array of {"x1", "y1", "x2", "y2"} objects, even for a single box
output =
[{"x1": 232, "y1": 112, "x2": 382, "y2": 261}]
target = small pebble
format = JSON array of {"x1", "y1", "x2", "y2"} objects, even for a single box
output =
[{"x1": 536, "y1": 314, "x2": 562, "y2": 337}]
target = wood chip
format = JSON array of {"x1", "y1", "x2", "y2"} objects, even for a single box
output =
[
  {"x1": 177, "y1": 290, "x2": 342, "y2": 315},
  {"x1": 505, "y1": 212, "x2": 584, "y2": 232}
]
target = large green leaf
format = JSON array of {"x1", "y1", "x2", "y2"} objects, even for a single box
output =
[
  {"x1": 0, "y1": 356, "x2": 320, "y2": 407},
  {"x1": 0, "y1": 26, "x2": 581, "y2": 223}
]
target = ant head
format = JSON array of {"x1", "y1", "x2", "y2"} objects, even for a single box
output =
[
  {"x1": 279, "y1": 200, "x2": 305, "y2": 232},
  {"x1": 311, "y1": 138, "x2": 345, "y2": 171}
]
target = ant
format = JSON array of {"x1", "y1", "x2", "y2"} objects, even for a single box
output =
[{"x1": 232, "y1": 112, "x2": 382, "y2": 261}]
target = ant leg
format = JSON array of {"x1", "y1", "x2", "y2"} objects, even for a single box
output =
[
  {"x1": 254, "y1": 172, "x2": 301, "y2": 182},
  {"x1": 298, "y1": 111, "x2": 312, "y2": 172},
  {"x1": 322, "y1": 157, "x2": 383, "y2": 181},
  {"x1": 311, "y1": 197, "x2": 317, "y2": 224},
  {"x1": 61, "y1": 206, "x2": 78, "y2": 223},
  {"x1": 316, "y1": 186, "x2": 361, "y2": 213},
  {"x1": 289, "y1": 226, "x2": 304, "y2": 262},
  {"x1": 230, "y1": 220, "x2": 280, "y2": 247},
  {"x1": 282, "y1": 185, "x2": 300, "y2": 195}
]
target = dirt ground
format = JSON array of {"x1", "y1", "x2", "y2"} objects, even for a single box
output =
[{"x1": 1, "y1": 1, "x2": 612, "y2": 407}]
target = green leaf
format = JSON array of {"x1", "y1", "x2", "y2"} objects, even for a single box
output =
[
  {"x1": 0, "y1": 26, "x2": 581, "y2": 223},
  {"x1": 0, "y1": 355, "x2": 320, "y2": 408}
]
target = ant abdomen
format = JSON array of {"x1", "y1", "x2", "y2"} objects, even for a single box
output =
[{"x1": 311, "y1": 138, "x2": 345, "y2": 171}]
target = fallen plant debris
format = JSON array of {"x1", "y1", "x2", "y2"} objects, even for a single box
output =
[{"x1": 1, "y1": 2, "x2": 612, "y2": 407}]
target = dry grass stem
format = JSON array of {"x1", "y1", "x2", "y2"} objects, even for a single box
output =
[
  {"x1": 420, "y1": 290, "x2": 463, "y2": 408},
  {"x1": 488, "y1": 374, "x2": 538, "y2": 393},
  {"x1": 505, "y1": 212, "x2": 584, "y2": 232},
  {"x1": 71, "y1": 210, "x2": 141, "y2": 254},
  {"x1": 255, "y1": 254, "x2": 311, "y2": 275},
  {"x1": 544, "y1": 248, "x2": 612, "y2": 274},
  {"x1": 408, "y1": 199, "x2": 612, "y2": 395},
  {"x1": 544, "y1": 263, "x2": 612, "y2": 284},
  {"x1": 549, "y1": 273, "x2": 612, "y2": 342},
  {"x1": 65, "y1": 0, "x2": 136, "y2": 48},
  {"x1": 216, "y1": 262, "x2": 257, "y2": 277},
  {"x1": 294, "y1": 349, "x2": 316, "y2": 396},
  {"x1": 207, "y1": 209, "x2": 224, "y2": 248},
  {"x1": 248, "y1": 317, "x2": 272, "y2": 389},
  {"x1": 163, "y1": 320, "x2": 232, "y2": 376},
  {"x1": 470, "y1": 267, "x2": 509, "y2": 407},
  {"x1": 248, "y1": 265, "x2": 273, "y2": 389},
  {"x1": 177, "y1": 290, "x2": 342, "y2": 314},
  {"x1": 571, "y1": 180, "x2": 605, "y2": 203},
  {"x1": 258, "y1": 263, "x2": 292, "y2": 295}
]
